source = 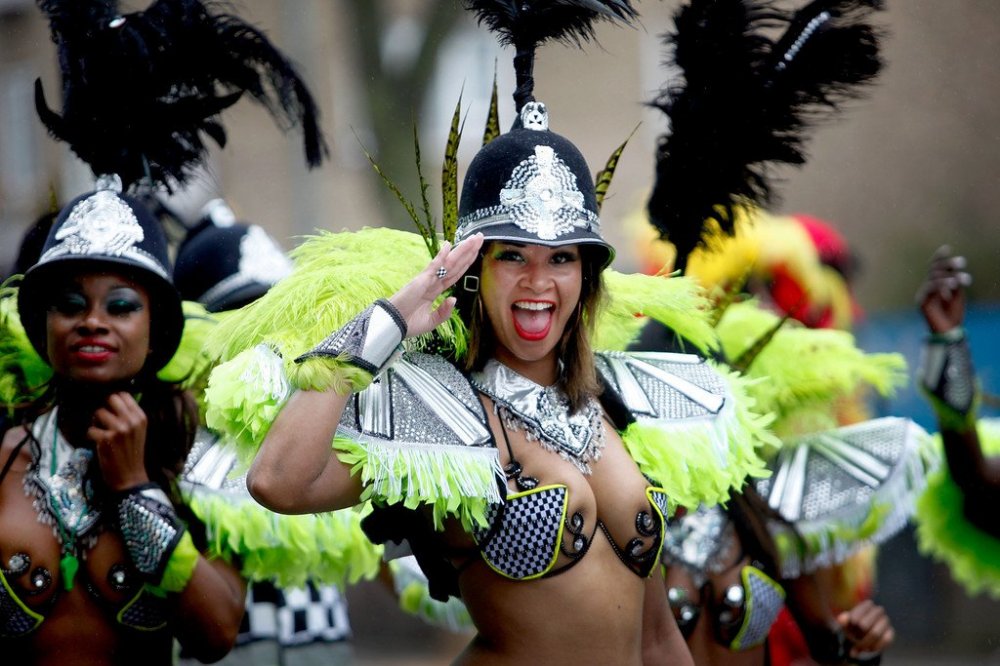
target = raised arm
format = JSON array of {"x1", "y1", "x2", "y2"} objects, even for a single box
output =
[
  {"x1": 916, "y1": 246, "x2": 1000, "y2": 535},
  {"x1": 247, "y1": 235, "x2": 484, "y2": 514}
]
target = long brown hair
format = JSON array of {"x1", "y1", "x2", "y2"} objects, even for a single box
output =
[{"x1": 455, "y1": 243, "x2": 607, "y2": 412}]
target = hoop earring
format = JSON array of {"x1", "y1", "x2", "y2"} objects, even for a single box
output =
[{"x1": 463, "y1": 275, "x2": 480, "y2": 293}]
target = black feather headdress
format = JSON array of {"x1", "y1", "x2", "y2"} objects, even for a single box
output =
[
  {"x1": 647, "y1": 0, "x2": 884, "y2": 272},
  {"x1": 464, "y1": 0, "x2": 637, "y2": 112},
  {"x1": 34, "y1": 0, "x2": 328, "y2": 190}
]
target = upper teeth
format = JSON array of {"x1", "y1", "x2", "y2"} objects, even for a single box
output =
[
  {"x1": 514, "y1": 302, "x2": 551, "y2": 311},
  {"x1": 79, "y1": 346, "x2": 106, "y2": 352}
]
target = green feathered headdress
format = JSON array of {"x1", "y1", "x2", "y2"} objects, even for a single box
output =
[{"x1": 715, "y1": 299, "x2": 906, "y2": 439}]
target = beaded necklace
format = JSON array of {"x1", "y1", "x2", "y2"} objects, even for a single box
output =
[
  {"x1": 24, "y1": 408, "x2": 103, "y2": 590},
  {"x1": 471, "y1": 359, "x2": 605, "y2": 475}
]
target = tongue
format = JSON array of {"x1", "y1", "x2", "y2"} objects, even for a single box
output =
[{"x1": 513, "y1": 307, "x2": 551, "y2": 334}]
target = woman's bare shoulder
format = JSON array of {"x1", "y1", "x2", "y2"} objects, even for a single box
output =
[{"x1": 1, "y1": 422, "x2": 33, "y2": 461}]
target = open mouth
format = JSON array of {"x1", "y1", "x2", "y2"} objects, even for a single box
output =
[
  {"x1": 71, "y1": 342, "x2": 115, "y2": 362},
  {"x1": 511, "y1": 301, "x2": 554, "y2": 341}
]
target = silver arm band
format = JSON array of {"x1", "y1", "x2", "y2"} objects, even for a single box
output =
[
  {"x1": 118, "y1": 484, "x2": 185, "y2": 581},
  {"x1": 295, "y1": 298, "x2": 407, "y2": 376},
  {"x1": 919, "y1": 328, "x2": 975, "y2": 417}
]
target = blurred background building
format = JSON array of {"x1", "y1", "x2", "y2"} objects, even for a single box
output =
[{"x1": 2, "y1": 1, "x2": 998, "y2": 663}]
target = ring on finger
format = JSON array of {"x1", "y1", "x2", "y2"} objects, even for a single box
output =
[{"x1": 436, "y1": 266, "x2": 448, "y2": 279}]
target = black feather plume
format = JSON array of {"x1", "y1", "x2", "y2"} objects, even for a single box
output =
[
  {"x1": 463, "y1": 0, "x2": 637, "y2": 111},
  {"x1": 647, "y1": 0, "x2": 884, "y2": 272},
  {"x1": 34, "y1": 0, "x2": 328, "y2": 190}
]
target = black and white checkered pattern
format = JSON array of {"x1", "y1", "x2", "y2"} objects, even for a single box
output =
[
  {"x1": 478, "y1": 486, "x2": 567, "y2": 579},
  {"x1": 732, "y1": 567, "x2": 785, "y2": 650},
  {"x1": 239, "y1": 581, "x2": 351, "y2": 647}
]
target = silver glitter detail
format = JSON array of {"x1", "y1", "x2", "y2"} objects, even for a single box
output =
[
  {"x1": 5, "y1": 553, "x2": 29, "y2": 576},
  {"x1": 25, "y1": 409, "x2": 103, "y2": 553},
  {"x1": 460, "y1": 145, "x2": 599, "y2": 242},
  {"x1": 118, "y1": 488, "x2": 181, "y2": 576},
  {"x1": 920, "y1": 337, "x2": 974, "y2": 416},
  {"x1": 775, "y1": 11, "x2": 831, "y2": 72},
  {"x1": 755, "y1": 417, "x2": 934, "y2": 576},
  {"x1": 39, "y1": 188, "x2": 167, "y2": 278},
  {"x1": 472, "y1": 359, "x2": 605, "y2": 475},
  {"x1": 297, "y1": 300, "x2": 405, "y2": 376},
  {"x1": 599, "y1": 352, "x2": 728, "y2": 419},
  {"x1": 520, "y1": 102, "x2": 548, "y2": 131},
  {"x1": 181, "y1": 429, "x2": 248, "y2": 494},
  {"x1": 197, "y1": 225, "x2": 292, "y2": 307},
  {"x1": 394, "y1": 360, "x2": 491, "y2": 445},
  {"x1": 30, "y1": 570, "x2": 50, "y2": 591},
  {"x1": 662, "y1": 505, "x2": 741, "y2": 586},
  {"x1": 760, "y1": 418, "x2": 921, "y2": 523},
  {"x1": 110, "y1": 566, "x2": 128, "y2": 588},
  {"x1": 342, "y1": 353, "x2": 492, "y2": 449}
]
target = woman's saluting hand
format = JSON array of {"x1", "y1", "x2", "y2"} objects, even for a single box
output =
[{"x1": 389, "y1": 234, "x2": 484, "y2": 338}]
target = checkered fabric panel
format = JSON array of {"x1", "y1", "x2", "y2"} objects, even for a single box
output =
[
  {"x1": 648, "y1": 488, "x2": 670, "y2": 521},
  {"x1": 0, "y1": 573, "x2": 43, "y2": 637},
  {"x1": 240, "y1": 581, "x2": 351, "y2": 647},
  {"x1": 733, "y1": 567, "x2": 785, "y2": 650},
  {"x1": 118, "y1": 587, "x2": 169, "y2": 631},
  {"x1": 479, "y1": 486, "x2": 568, "y2": 580}
]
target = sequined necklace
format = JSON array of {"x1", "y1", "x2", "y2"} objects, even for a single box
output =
[
  {"x1": 662, "y1": 504, "x2": 742, "y2": 587},
  {"x1": 23, "y1": 408, "x2": 103, "y2": 590},
  {"x1": 471, "y1": 359, "x2": 605, "y2": 475}
]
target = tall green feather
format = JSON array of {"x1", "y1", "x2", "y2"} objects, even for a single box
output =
[
  {"x1": 413, "y1": 124, "x2": 440, "y2": 256},
  {"x1": 441, "y1": 93, "x2": 465, "y2": 244},
  {"x1": 482, "y1": 64, "x2": 501, "y2": 147},
  {"x1": 594, "y1": 124, "x2": 638, "y2": 212},
  {"x1": 357, "y1": 135, "x2": 435, "y2": 257}
]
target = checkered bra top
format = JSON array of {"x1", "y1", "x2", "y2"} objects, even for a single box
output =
[{"x1": 476, "y1": 485, "x2": 569, "y2": 580}]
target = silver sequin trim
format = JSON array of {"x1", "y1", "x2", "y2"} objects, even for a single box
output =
[
  {"x1": 472, "y1": 360, "x2": 605, "y2": 475},
  {"x1": 457, "y1": 145, "x2": 599, "y2": 241},
  {"x1": 39, "y1": 190, "x2": 167, "y2": 278}
]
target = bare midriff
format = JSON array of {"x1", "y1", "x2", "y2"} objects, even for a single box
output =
[{"x1": 456, "y1": 533, "x2": 647, "y2": 665}]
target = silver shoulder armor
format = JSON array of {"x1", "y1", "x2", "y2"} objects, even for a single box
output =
[
  {"x1": 596, "y1": 351, "x2": 728, "y2": 421},
  {"x1": 340, "y1": 352, "x2": 492, "y2": 449},
  {"x1": 755, "y1": 417, "x2": 936, "y2": 577}
]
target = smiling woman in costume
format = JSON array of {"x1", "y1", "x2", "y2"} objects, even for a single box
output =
[
  {"x1": 0, "y1": 0, "x2": 332, "y2": 661},
  {"x1": 213, "y1": 2, "x2": 783, "y2": 664},
  {"x1": 0, "y1": 177, "x2": 245, "y2": 665}
]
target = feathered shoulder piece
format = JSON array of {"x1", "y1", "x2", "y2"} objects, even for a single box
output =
[
  {"x1": 648, "y1": 0, "x2": 884, "y2": 270},
  {"x1": 34, "y1": 0, "x2": 327, "y2": 189},
  {"x1": 757, "y1": 417, "x2": 936, "y2": 578},
  {"x1": 464, "y1": 0, "x2": 637, "y2": 111},
  {"x1": 915, "y1": 420, "x2": 1000, "y2": 599}
]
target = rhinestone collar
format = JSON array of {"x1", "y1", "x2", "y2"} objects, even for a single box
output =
[
  {"x1": 471, "y1": 359, "x2": 605, "y2": 475},
  {"x1": 24, "y1": 409, "x2": 103, "y2": 565}
]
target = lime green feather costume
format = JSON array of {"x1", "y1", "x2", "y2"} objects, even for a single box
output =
[
  {"x1": 0, "y1": 285, "x2": 381, "y2": 591},
  {"x1": 709, "y1": 299, "x2": 938, "y2": 577},
  {"x1": 914, "y1": 419, "x2": 1000, "y2": 598},
  {"x1": 201, "y1": 226, "x2": 773, "y2": 534}
]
